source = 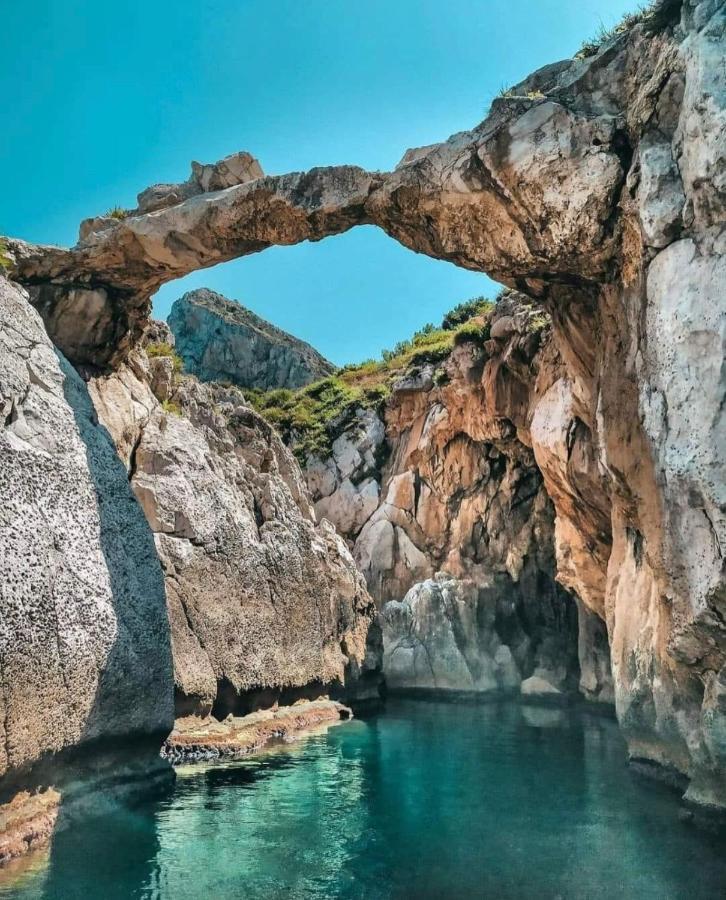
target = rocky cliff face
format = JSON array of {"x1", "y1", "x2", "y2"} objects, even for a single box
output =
[
  {"x1": 3, "y1": 0, "x2": 724, "y2": 814},
  {"x1": 168, "y1": 288, "x2": 335, "y2": 390},
  {"x1": 0, "y1": 277, "x2": 373, "y2": 863},
  {"x1": 301, "y1": 297, "x2": 588, "y2": 701},
  {"x1": 89, "y1": 326, "x2": 373, "y2": 717},
  {"x1": 0, "y1": 275, "x2": 173, "y2": 788}
]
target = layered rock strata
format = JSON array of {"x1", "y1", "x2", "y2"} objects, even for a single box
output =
[{"x1": 168, "y1": 287, "x2": 335, "y2": 390}]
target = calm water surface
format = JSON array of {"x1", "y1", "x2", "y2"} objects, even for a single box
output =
[{"x1": 2, "y1": 699, "x2": 725, "y2": 899}]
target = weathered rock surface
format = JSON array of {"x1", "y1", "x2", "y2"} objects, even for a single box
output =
[
  {"x1": 89, "y1": 327, "x2": 374, "y2": 718},
  {"x1": 168, "y1": 287, "x2": 334, "y2": 390},
  {"x1": 0, "y1": 276, "x2": 174, "y2": 784},
  {"x1": 382, "y1": 573, "x2": 575, "y2": 696},
  {"x1": 2, "y1": 0, "x2": 724, "y2": 814},
  {"x1": 162, "y1": 698, "x2": 352, "y2": 764},
  {"x1": 305, "y1": 298, "x2": 582, "y2": 699}
]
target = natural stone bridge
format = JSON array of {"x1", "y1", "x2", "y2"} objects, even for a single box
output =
[{"x1": 7, "y1": 49, "x2": 627, "y2": 369}]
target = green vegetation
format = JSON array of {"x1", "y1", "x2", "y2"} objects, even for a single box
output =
[
  {"x1": 246, "y1": 377, "x2": 389, "y2": 460},
  {"x1": 161, "y1": 398, "x2": 182, "y2": 416},
  {"x1": 247, "y1": 294, "x2": 501, "y2": 461},
  {"x1": 453, "y1": 319, "x2": 491, "y2": 347},
  {"x1": 146, "y1": 341, "x2": 184, "y2": 374},
  {"x1": 441, "y1": 296, "x2": 495, "y2": 330},
  {"x1": 576, "y1": 0, "x2": 682, "y2": 59},
  {"x1": 105, "y1": 206, "x2": 129, "y2": 220},
  {"x1": 0, "y1": 239, "x2": 11, "y2": 271},
  {"x1": 527, "y1": 311, "x2": 549, "y2": 333}
]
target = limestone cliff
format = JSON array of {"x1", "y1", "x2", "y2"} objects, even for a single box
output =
[
  {"x1": 89, "y1": 325, "x2": 373, "y2": 717},
  {"x1": 0, "y1": 275, "x2": 173, "y2": 787},
  {"x1": 297, "y1": 297, "x2": 585, "y2": 700},
  {"x1": 2, "y1": 0, "x2": 724, "y2": 814},
  {"x1": 0, "y1": 278, "x2": 373, "y2": 863},
  {"x1": 168, "y1": 288, "x2": 335, "y2": 390}
]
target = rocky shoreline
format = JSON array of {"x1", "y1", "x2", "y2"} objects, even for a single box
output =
[{"x1": 0, "y1": 790, "x2": 60, "y2": 868}]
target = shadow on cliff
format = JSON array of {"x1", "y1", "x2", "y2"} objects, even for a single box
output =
[{"x1": 33, "y1": 351, "x2": 176, "y2": 898}]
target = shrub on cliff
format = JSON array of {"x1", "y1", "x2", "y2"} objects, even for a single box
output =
[
  {"x1": 0, "y1": 240, "x2": 10, "y2": 272},
  {"x1": 576, "y1": 0, "x2": 682, "y2": 59},
  {"x1": 453, "y1": 319, "x2": 491, "y2": 346},
  {"x1": 105, "y1": 206, "x2": 129, "y2": 220},
  {"x1": 441, "y1": 296, "x2": 494, "y2": 330},
  {"x1": 247, "y1": 376, "x2": 369, "y2": 459},
  {"x1": 146, "y1": 341, "x2": 184, "y2": 373}
]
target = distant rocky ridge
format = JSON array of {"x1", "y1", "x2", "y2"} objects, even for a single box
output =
[{"x1": 168, "y1": 288, "x2": 335, "y2": 391}]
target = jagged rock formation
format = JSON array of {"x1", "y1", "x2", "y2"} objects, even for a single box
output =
[
  {"x1": 89, "y1": 325, "x2": 373, "y2": 717},
  {"x1": 0, "y1": 275, "x2": 173, "y2": 785},
  {"x1": 2, "y1": 0, "x2": 724, "y2": 813},
  {"x1": 302, "y1": 297, "x2": 585, "y2": 700},
  {"x1": 168, "y1": 288, "x2": 334, "y2": 390},
  {"x1": 382, "y1": 573, "x2": 576, "y2": 697}
]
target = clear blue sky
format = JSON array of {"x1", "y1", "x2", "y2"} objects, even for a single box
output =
[{"x1": 2, "y1": 0, "x2": 635, "y2": 365}]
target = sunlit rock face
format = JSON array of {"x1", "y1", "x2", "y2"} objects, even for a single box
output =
[
  {"x1": 301, "y1": 298, "x2": 585, "y2": 701},
  {"x1": 168, "y1": 288, "x2": 335, "y2": 390},
  {"x1": 2, "y1": 0, "x2": 724, "y2": 811},
  {"x1": 0, "y1": 276, "x2": 173, "y2": 782},
  {"x1": 89, "y1": 326, "x2": 374, "y2": 718}
]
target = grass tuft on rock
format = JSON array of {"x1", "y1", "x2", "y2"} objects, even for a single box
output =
[
  {"x1": 105, "y1": 206, "x2": 130, "y2": 220},
  {"x1": 0, "y1": 239, "x2": 11, "y2": 271},
  {"x1": 146, "y1": 341, "x2": 184, "y2": 373},
  {"x1": 575, "y1": 0, "x2": 682, "y2": 59}
]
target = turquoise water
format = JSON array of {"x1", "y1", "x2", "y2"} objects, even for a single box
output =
[{"x1": 3, "y1": 700, "x2": 726, "y2": 899}]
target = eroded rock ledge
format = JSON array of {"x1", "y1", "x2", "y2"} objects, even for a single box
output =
[{"x1": 162, "y1": 698, "x2": 352, "y2": 765}]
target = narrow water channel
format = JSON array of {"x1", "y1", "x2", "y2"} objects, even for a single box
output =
[{"x1": 3, "y1": 699, "x2": 725, "y2": 899}]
